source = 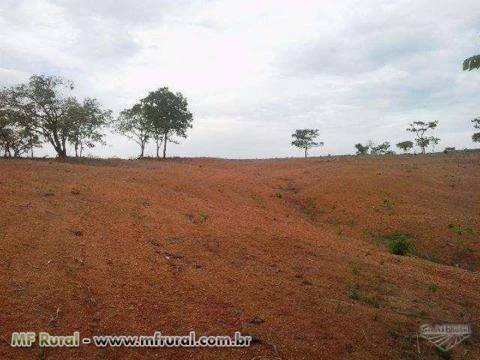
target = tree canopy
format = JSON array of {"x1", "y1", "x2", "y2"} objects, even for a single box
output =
[
  {"x1": 116, "y1": 104, "x2": 152, "y2": 158},
  {"x1": 406, "y1": 120, "x2": 439, "y2": 154},
  {"x1": 66, "y1": 98, "x2": 112, "y2": 157},
  {"x1": 354, "y1": 143, "x2": 370, "y2": 155},
  {"x1": 396, "y1": 140, "x2": 414, "y2": 153},
  {"x1": 463, "y1": 55, "x2": 480, "y2": 71},
  {"x1": 370, "y1": 141, "x2": 393, "y2": 155}
]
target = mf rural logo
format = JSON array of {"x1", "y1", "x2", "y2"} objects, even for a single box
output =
[{"x1": 419, "y1": 324, "x2": 472, "y2": 351}]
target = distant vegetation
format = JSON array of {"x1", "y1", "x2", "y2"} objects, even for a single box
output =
[
  {"x1": 473, "y1": 118, "x2": 480, "y2": 143},
  {"x1": 396, "y1": 140, "x2": 414, "y2": 153},
  {"x1": 354, "y1": 120, "x2": 440, "y2": 155},
  {"x1": 0, "y1": 69, "x2": 477, "y2": 159}
]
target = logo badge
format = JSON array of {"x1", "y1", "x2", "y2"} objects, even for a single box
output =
[{"x1": 419, "y1": 324, "x2": 471, "y2": 351}]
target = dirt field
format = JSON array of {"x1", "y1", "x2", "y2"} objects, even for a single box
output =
[{"x1": 0, "y1": 153, "x2": 479, "y2": 359}]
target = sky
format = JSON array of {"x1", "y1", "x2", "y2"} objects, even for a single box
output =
[{"x1": 0, "y1": 0, "x2": 479, "y2": 158}]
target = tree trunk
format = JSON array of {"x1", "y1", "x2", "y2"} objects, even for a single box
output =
[
  {"x1": 156, "y1": 137, "x2": 160, "y2": 158},
  {"x1": 51, "y1": 132, "x2": 67, "y2": 158},
  {"x1": 75, "y1": 143, "x2": 79, "y2": 157},
  {"x1": 163, "y1": 134, "x2": 167, "y2": 159},
  {"x1": 304, "y1": 148, "x2": 307, "y2": 158},
  {"x1": 140, "y1": 142, "x2": 145, "y2": 158}
]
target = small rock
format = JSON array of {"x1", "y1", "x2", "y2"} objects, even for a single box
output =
[
  {"x1": 71, "y1": 189, "x2": 81, "y2": 195},
  {"x1": 72, "y1": 230, "x2": 83, "y2": 237}
]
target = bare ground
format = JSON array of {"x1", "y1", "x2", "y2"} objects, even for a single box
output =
[{"x1": 0, "y1": 153, "x2": 479, "y2": 359}]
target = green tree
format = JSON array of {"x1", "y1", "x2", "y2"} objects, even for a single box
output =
[
  {"x1": 116, "y1": 104, "x2": 151, "y2": 158},
  {"x1": 396, "y1": 140, "x2": 414, "y2": 153},
  {"x1": 66, "y1": 98, "x2": 111, "y2": 157},
  {"x1": 141, "y1": 87, "x2": 193, "y2": 159},
  {"x1": 354, "y1": 143, "x2": 370, "y2": 155},
  {"x1": 4, "y1": 75, "x2": 76, "y2": 157},
  {"x1": 463, "y1": 55, "x2": 480, "y2": 71},
  {"x1": 406, "y1": 121, "x2": 438, "y2": 154},
  {"x1": 472, "y1": 118, "x2": 480, "y2": 143},
  {"x1": 0, "y1": 92, "x2": 41, "y2": 157},
  {"x1": 291, "y1": 129, "x2": 323, "y2": 158},
  {"x1": 370, "y1": 141, "x2": 393, "y2": 155}
]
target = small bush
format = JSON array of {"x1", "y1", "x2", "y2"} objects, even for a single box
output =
[
  {"x1": 385, "y1": 232, "x2": 416, "y2": 256},
  {"x1": 448, "y1": 224, "x2": 474, "y2": 236},
  {"x1": 348, "y1": 288, "x2": 360, "y2": 300},
  {"x1": 199, "y1": 212, "x2": 209, "y2": 223}
]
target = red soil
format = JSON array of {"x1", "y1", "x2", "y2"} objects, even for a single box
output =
[{"x1": 0, "y1": 153, "x2": 479, "y2": 359}]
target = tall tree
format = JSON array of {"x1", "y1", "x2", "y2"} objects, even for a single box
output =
[
  {"x1": 291, "y1": 129, "x2": 323, "y2": 158},
  {"x1": 116, "y1": 104, "x2": 151, "y2": 158},
  {"x1": 66, "y1": 98, "x2": 111, "y2": 157},
  {"x1": 141, "y1": 87, "x2": 193, "y2": 159},
  {"x1": 406, "y1": 121, "x2": 439, "y2": 154},
  {"x1": 5, "y1": 75, "x2": 75, "y2": 157},
  {"x1": 473, "y1": 118, "x2": 480, "y2": 143},
  {"x1": 396, "y1": 140, "x2": 414, "y2": 153}
]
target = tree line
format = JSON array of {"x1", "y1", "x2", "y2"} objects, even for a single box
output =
[
  {"x1": 355, "y1": 120, "x2": 441, "y2": 155},
  {"x1": 0, "y1": 74, "x2": 193, "y2": 159},
  {"x1": 1, "y1": 63, "x2": 478, "y2": 160},
  {"x1": 291, "y1": 54, "x2": 479, "y2": 158}
]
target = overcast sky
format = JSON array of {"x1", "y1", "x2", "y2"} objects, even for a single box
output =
[{"x1": 1, "y1": 0, "x2": 479, "y2": 158}]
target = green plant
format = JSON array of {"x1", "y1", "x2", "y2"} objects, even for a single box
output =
[
  {"x1": 348, "y1": 287, "x2": 360, "y2": 300},
  {"x1": 383, "y1": 196, "x2": 395, "y2": 209},
  {"x1": 199, "y1": 212, "x2": 209, "y2": 223},
  {"x1": 388, "y1": 233, "x2": 416, "y2": 256},
  {"x1": 448, "y1": 224, "x2": 474, "y2": 236},
  {"x1": 428, "y1": 284, "x2": 438, "y2": 293},
  {"x1": 377, "y1": 232, "x2": 416, "y2": 256}
]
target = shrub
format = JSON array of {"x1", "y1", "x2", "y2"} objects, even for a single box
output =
[
  {"x1": 385, "y1": 232, "x2": 416, "y2": 256},
  {"x1": 199, "y1": 212, "x2": 209, "y2": 223},
  {"x1": 348, "y1": 288, "x2": 360, "y2": 300},
  {"x1": 448, "y1": 224, "x2": 474, "y2": 236}
]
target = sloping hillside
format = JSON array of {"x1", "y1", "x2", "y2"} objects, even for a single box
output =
[{"x1": 0, "y1": 154, "x2": 479, "y2": 359}]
